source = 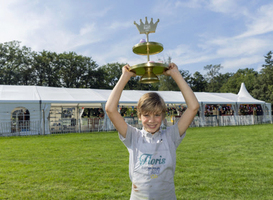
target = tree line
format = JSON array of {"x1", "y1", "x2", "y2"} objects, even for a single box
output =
[{"x1": 1, "y1": 40, "x2": 273, "y2": 106}]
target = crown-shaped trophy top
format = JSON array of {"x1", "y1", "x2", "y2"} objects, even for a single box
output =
[{"x1": 134, "y1": 17, "x2": 160, "y2": 34}]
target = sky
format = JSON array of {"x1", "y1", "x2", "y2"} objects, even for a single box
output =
[{"x1": 1, "y1": 0, "x2": 273, "y2": 75}]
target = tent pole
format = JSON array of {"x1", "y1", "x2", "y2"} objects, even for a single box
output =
[
  {"x1": 200, "y1": 102, "x2": 205, "y2": 127},
  {"x1": 234, "y1": 103, "x2": 238, "y2": 126},
  {"x1": 42, "y1": 109, "x2": 45, "y2": 135},
  {"x1": 77, "y1": 104, "x2": 81, "y2": 133},
  {"x1": 39, "y1": 100, "x2": 42, "y2": 135}
]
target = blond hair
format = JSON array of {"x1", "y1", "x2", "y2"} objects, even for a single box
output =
[{"x1": 137, "y1": 92, "x2": 166, "y2": 118}]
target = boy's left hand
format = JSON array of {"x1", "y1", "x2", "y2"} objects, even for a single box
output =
[{"x1": 163, "y1": 63, "x2": 179, "y2": 76}]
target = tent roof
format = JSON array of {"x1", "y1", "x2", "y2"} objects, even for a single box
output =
[
  {"x1": 237, "y1": 83, "x2": 264, "y2": 104},
  {"x1": 0, "y1": 83, "x2": 266, "y2": 106},
  {"x1": 0, "y1": 85, "x2": 40, "y2": 103}
]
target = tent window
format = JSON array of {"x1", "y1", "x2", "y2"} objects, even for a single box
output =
[
  {"x1": 49, "y1": 107, "x2": 76, "y2": 133},
  {"x1": 11, "y1": 107, "x2": 30, "y2": 132}
]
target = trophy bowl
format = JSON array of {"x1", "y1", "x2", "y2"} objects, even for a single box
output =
[
  {"x1": 132, "y1": 42, "x2": 163, "y2": 55},
  {"x1": 130, "y1": 62, "x2": 168, "y2": 84}
]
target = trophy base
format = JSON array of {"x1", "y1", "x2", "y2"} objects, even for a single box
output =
[{"x1": 130, "y1": 62, "x2": 168, "y2": 84}]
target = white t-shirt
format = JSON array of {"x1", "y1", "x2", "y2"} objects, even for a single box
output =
[{"x1": 119, "y1": 123, "x2": 185, "y2": 200}]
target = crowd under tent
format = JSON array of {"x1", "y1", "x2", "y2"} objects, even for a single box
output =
[{"x1": 0, "y1": 83, "x2": 271, "y2": 136}]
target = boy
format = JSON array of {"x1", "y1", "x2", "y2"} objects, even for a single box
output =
[{"x1": 105, "y1": 63, "x2": 199, "y2": 199}]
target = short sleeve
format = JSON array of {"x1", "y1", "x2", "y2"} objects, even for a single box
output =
[
  {"x1": 166, "y1": 122, "x2": 186, "y2": 148},
  {"x1": 118, "y1": 124, "x2": 137, "y2": 148}
]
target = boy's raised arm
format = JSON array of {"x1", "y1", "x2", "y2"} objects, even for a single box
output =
[
  {"x1": 105, "y1": 65, "x2": 135, "y2": 138},
  {"x1": 164, "y1": 63, "x2": 200, "y2": 136}
]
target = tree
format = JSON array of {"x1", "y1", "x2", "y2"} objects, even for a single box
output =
[
  {"x1": 59, "y1": 52, "x2": 98, "y2": 88},
  {"x1": 0, "y1": 41, "x2": 34, "y2": 85},
  {"x1": 204, "y1": 64, "x2": 227, "y2": 92},
  {"x1": 220, "y1": 68, "x2": 257, "y2": 94},
  {"x1": 18, "y1": 45, "x2": 36, "y2": 85},
  {"x1": 156, "y1": 56, "x2": 191, "y2": 91},
  {"x1": 190, "y1": 71, "x2": 207, "y2": 92},
  {"x1": 100, "y1": 62, "x2": 123, "y2": 88},
  {"x1": 214, "y1": 73, "x2": 233, "y2": 92},
  {"x1": 204, "y1": 64, "x2": 223, "y2": 81},
  {"x1": 0, "y1": 41, "x2": 20, "y2": 84},
  {"x1": 252, "y1": 51, "x2": 273, "y2": 105},
  {"x1": 83, "y1": 67, "x2": 109, "y2": 89},
  {"x1": 33, "y1": 50, "x2": 61, "y2": 87},
  {"x1": 158, "y1": 69, "x2": 191, "y2": 91}
]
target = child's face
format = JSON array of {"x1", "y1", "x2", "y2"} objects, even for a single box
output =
[{"x1": 139, "y1": 112, "x2": 163, "y2": 134}]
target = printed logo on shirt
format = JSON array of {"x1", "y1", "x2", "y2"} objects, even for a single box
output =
[
  {"x1": 150, "y1": 174, "x2": 158, "y2": 179},
  {"x1": 148, "y1": 167, "x2": 160, "y2": 175},
  {"x1": 139, "y1": 154, "x2": 166, "y2": 166}
]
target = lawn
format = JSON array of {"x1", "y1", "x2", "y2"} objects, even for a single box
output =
[{"x1": 0, "y1": 124, "x2": 273, "y2": 199}]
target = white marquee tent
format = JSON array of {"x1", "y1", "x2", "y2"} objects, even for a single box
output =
[{"x1": 0, "y1": 83, "x2": 271, "y2": 134}]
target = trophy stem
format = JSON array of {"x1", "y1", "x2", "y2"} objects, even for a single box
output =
[
  {"x1": 146, "y1": 33, "x2": 150, "y2": 61},
  {"x1": 146, "y1": 33, "x2": 149, "y2": 42},
  {"x1": 147, "y1": 47, "x2": 150, "y2": 61},
  {"x1": 140, "y1": 67, "x2": 159, "y2": 83}
]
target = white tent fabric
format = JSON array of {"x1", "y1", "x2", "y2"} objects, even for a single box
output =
[
  {"x1": 0, "y1": 83, "x2": 271, "y2": 133},
  {"x1": 0, "y1": 83, "x2": 267, "y2": 106},
  {"x1": 237, "y1": 83, "x2": 265, "y2": 104},
  {"x1": 0, "y1": 85, "x2": 41, "y2": 103},
  {"x1": 41, "y1": 103, "x2": 51, "y2": 135},
  {"x1": 238, "y1": 83, "x2": 254, "y2": 99}
]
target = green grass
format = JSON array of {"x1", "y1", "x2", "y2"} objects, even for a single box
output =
[{"x1": 1, "y1": 124, "x2": 273, "y2": 199}]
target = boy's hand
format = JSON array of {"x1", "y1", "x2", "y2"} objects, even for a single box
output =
[
  {"x1": 163, "y1": 63, "x2": 180, "y2": 76},
  {"x1": 122, "y1": 64, "x2": 136, "y2": 78}
]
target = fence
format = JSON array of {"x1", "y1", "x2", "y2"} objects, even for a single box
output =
[
  {"x1": 49, "y1": 118, "x2": 105, "y2": 134},
  {"x1": 1, "y1": 115, "x2": 272, "y2": 136},
  {"x1": 0, "y1": 121, "x2": 40, "y2": 136},
  {"x1": 189, "y1": 115, "x2": 268, "y2": 127}
]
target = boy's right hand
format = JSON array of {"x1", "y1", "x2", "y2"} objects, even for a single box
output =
[{"x1": 122, "y1": 64, "x2": 136, "y2": 78}]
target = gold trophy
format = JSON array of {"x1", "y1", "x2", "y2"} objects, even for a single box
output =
[{"x1": 130, "y1": 17, "x2": 168, "y2": 84}]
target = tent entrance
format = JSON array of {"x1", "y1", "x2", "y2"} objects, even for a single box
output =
[{"x1": 11, "y1": 107, "x2": 30, "y2": 133}]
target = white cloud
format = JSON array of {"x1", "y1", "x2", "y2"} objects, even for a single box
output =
[
  {"x1": 222, "y1": 55, "x2": 262, "y2": 70},
  {"x1": 215, "y1": 38, "x2": 270, "y2": 57},
  {"x1": 108, "y1": 20, "x2": 132, "y2": 30},
  {"x1": 0, "y1": 1, "x2": 31, "y2": 43},
  {"x1": 151, "y1": 1, "x2": 176, "y2": 16},
  {"x1": 79, "y1": 23, "x2": 97, "y2": 36},
  {"x1": 177, "y1": 34, "x2": 271, "y2": 70},
  {"x1": 236, "y1": 3, "x2": 273, "y2": 38},
  {"x1": 207, "y1": 0, "x2": 239, "y2": 14},
  {"x1": 164, "y1": 44, "x2": 217, "y2": 67},
  {"x1": 0, "y1": 0, "x2": 114, "y2": 53},
  {"x1": 175, "y1": 0, "x2": 205, "y2": 9},
  {"x1": 168, "y1": 1, "x2": 273, "y2": 72}
]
